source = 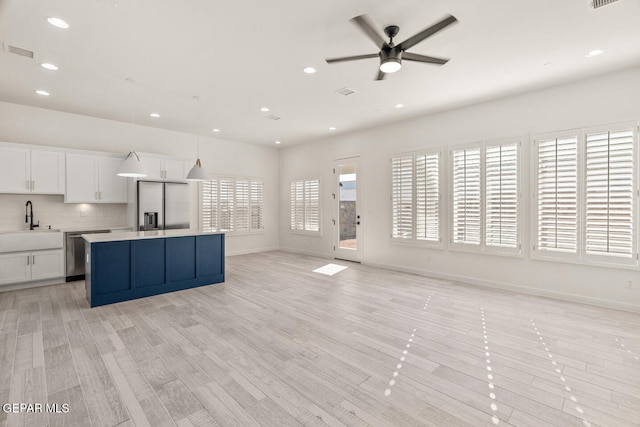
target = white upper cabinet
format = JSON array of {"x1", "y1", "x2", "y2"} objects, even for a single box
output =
[
  {"x1": 140, "y1": 155, "x2": 186, "y2": 181},
  {"x1": 30, "y1": 149, "x2": 66, "y2": 194},
  {"x1": 0, "y1": 145, "x2": 65, "y2": 194},
  {"x1": 65, "y1": 153, "x2": 127, "y2": 203}
]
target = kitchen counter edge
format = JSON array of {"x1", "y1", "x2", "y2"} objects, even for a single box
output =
[{"x1": 82, "y1": 229, "x2": 224, "y2": 243}]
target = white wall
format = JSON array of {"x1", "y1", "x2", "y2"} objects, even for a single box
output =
[
  {"x1": 279, "y1": 66, "x2": 640, "y2": 312},
  {"x1": 0, "y1": 102, "x2": 279, "y2": 256}
]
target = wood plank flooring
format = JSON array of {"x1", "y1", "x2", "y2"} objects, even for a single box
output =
[{"x1": 0, "y1": 250, "x2": 639, "y2": 426}]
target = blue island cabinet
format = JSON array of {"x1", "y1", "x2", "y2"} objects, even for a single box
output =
[{"x1": 86, "y1": 233, "x2": 224, "y2": 307}]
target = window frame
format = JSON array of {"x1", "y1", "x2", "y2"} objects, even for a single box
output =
[
  {"x1": 390, "y1": 148, "x2": 443, "y2": 248},
  {"x1": 200, "y1": 175, "x2": 265, "y2": 236},
  {"x1": 290, "y1": 177, "x2": 322, "y2": 235},
  {"x1": 449, "y1": 138, "x2": 523, "y2": 257},
  {"x1": 531, "y1": 122, "x2": 639, "y2": 269},
  {"x1": 530, "y1": 128, "x2": 581, "y2": 263}
]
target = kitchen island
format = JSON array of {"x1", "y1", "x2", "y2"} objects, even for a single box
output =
[{"x1": 83, "y1": 229, "x2": 224, "y2": 307}]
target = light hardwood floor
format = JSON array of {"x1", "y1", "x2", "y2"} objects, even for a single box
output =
[{"x1": 0, "y1": 250, "x2": 639, "y2": 427}]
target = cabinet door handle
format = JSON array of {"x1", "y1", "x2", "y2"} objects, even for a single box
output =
[
  {"x1": 32, "y1": 180, "x2": 35, "y2": 191},
  {"x1": 32, "y1": 255, "x2": 35, "y2": 264},
  {"x1": 26, "y1": 180, "x2": 30, "y2": 191},
  {"x1": 27, "y1": 255, "x2": 30, "y2": 265}
]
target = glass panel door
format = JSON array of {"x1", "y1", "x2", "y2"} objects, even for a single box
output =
[{"x1": 334, "y1": 157, "x2": 362, "y2": 262}]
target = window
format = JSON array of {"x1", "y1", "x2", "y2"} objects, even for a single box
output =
[
  {"x1": 535, "y1": 134, "x2": 578, "y2": 255},
  {"x1": 451, "y1": 140, "x2": 520, "y2": 254},
  {"x1": 533, "y1": 123, "x2": 637, "y2": 266},
  {"x1": 201, "y1": 177, "x2": 264, "y2": 234},
  {"x1": 290, "y1": 178, "x2": 320, "y2": 233},
  {"x1": 391, "y1": 150, "x2": 441, "y2": 245},
  {"x1": 585, "y1": 128, "x2": 635, "y2": 261}
]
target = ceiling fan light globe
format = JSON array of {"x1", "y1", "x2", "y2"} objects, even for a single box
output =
[{"x1": 380, "y1": 59, "x2": 402, "y2": 73}]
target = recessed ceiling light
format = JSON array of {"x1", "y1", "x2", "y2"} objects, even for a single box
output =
[
  {"x1": 329, "y1": 127, "x2": 336, "y2": 131},
  {"x1": 303, "y1": 66, "x2": 317, "y2": 74},
  {"x1": 212, "y1": 128, "x2": 221, "y2": 132},
  {"x1": 586, "y1": 49, "x2": 604, "y2": 58},
  {"x1": 149, "y1": 113, "x2": 160, "y2": 118},
  {"x1": 47, "y1": 17, "x2": 69, "y2": 29},
  {"x1": 40, "y1": 63, "x2": 58, "y2": 71},
  {"x1": 395, "y1": 103, "x2": 404, "y2": 108},
  {"x1": 275, "y1": 140, "x2": 281, "y2": 144},
  {"x1": 260, "y1": 107, "x2": 270, "y2": 112},
  {"x1": 35, "y1": 90, "x2": 50, "y2": 96}
]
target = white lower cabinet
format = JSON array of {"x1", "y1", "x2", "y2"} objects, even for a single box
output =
[{"x1": 0, "y1": 249, "x2": 64, "y2": 285}]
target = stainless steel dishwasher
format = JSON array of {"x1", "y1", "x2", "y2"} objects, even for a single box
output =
[{"x1": 65, "y1": 230, "x2": 110, "y2": 281}]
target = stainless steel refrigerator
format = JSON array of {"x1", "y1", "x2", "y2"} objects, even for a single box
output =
[{"x1": 137, "y1": 181, "x2": 191, "y2": 230}]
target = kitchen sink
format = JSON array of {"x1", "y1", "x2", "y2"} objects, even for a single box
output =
[{"x1": 0, "y1": 229, "x2": 63, "y2": 253}]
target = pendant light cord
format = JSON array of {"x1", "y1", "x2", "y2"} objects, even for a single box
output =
[
  {"x1": 128, "y1": 78, "x2": 137, "y2": 154},
  {"x1": 195, "y1": 95, "x2": 200, "y2": 159}
]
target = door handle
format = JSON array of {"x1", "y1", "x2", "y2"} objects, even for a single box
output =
[
  {"x1": 32, "y1": 255, "x2": 35, "y2": 264},
  {"x1": 27, "y1": 255, "x2": 30, "y2": 265}
]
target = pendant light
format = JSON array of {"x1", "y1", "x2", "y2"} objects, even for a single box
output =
[
  {"x1": 186, "y1": 95, "x2": 209, "y2": 181},
  {"x1": 117, "y1": 78, "x2": 147, "y2": 177}
]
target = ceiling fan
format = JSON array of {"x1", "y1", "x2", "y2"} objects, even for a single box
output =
[{"x1": 326, "y1": 13, "x2": 458, "y2": 80}]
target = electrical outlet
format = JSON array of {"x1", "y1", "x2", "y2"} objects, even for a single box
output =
[
  {"x1": 626, "y1": 281, "x2": 636, "y2": 289},
  {"x1": 80, "y1": 210, "x2": 86, "y2": 217}
]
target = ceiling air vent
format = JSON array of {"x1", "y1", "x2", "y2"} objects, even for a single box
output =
[
  {"x1": 589, "y1": 0, "x2": 619, "y2": 9},
  {"x1": 335, "y1": 87, "x2": 356, "y2": 97},
  {"x1": 265, "y1": 114, "x2": 281, "y2": 121},
  {"x1": 7, "y1": 44, "x2": 35, "y2": 59}
]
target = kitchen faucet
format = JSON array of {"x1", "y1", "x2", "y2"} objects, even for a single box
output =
[{"x1": 25, "y1": 200, "x2": 39, "y2": 230}]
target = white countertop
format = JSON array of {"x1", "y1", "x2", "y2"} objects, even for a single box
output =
[
  {"x1": 58, "y1": 225, "x2": 132, "y2": 233},
  {"x1": 82, "y1": 228, "x2": 223, "y2": 243}
]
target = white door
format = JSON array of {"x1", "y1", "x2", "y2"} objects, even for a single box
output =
[
  {"x1": 334, "y1": 157, "x2": 362, "y2": 262},
  {"x1": 31, "y1": 250, "x2": 64, "y2": 281},
  {"x1": 31, "y1": 150, "x2": 65, "y2": 194},
  {"x1": 0, "y1": 253, "x2": 30, "y2": 285},
  {"x1": 97, "y1": 156, "x2": 128, "y2": 202},
  {"x1": 66, "y1": 154, "x2": 98, "y2": 202}
]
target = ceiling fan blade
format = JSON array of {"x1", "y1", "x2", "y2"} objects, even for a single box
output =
[
  {"x1": 397, "y1": 15, "x2": 457, "y2": 51},
  {"x1": 350, "y1": 14, "x2": 388, "y2": 49},
  {"x1": 375, "y1": 69, "x2": 386, "y2": 81},
  {"x1": 325, "y1": 53, "x2": 379, "y2": 64},
  {"x1": 402, "y1": 52, "x2": 449, "y2": 65}
]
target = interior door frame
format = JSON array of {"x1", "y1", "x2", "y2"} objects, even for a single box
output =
[{"x1": 333, "y1": 156, "x2": 362, "y2": 262}]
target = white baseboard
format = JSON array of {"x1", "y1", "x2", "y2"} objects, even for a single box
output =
[
  {"x1": 364, "y1": 260, "x2": 640, "y2": 313},
  {"x1": 226, "y1": 246, "x2": 280, "y2": 257},
  {"x1": 0, "y1": 277, "x2": 67, "y2": 293}
]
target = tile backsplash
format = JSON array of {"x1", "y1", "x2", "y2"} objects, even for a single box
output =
[{"x1": 0, "y1": 194, "x2": 127, "y2": 232}]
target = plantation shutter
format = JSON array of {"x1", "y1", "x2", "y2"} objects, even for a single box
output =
[
  {"x1": 250, "y1": 181, "x2": 264, "y2": 231},
  {"x1": 290, "y1": 181, "x2": 304, "y2": 230},
  {"x1": 537, "y1": 136, "x2": 578, "y2": 252},
  {"x1": 452, "y1": 148, "x2": 481, "y2": 244},
  {"x1": 416, "y1": 153, "x2": 439, "y2": 241},
  {"x1": 485, "y1": 143, "x2": 518, "y2": 248},
  {"x1": 391, "y1": 156, "x2": 414, "y2": 239},
  {"x1": 585, "y1": 129, "x2": 634, "y2": 257},
  {"x1": 235, "y1": 179, "x2": 250, "y2": 232},
  {"x1": 304, "y1": 179, "x2": 320, "y2": 231},
  {"x1": 201, "y1": 179, "x2": 218, "y2": 232},
  {"x1": 219, "y1": 178, "x2": 234, "y2": 231}
]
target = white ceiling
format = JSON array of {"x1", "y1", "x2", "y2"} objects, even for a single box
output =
[{"x1": 0, "y1": 0, "x2": 639, "y2": 147}]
